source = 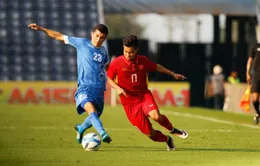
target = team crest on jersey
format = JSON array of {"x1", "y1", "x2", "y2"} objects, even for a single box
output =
[
  {"x1": 138, "y1": 65, "x2": 144, "y2": 70},
  {"x1": 122, "y1": 68, "x2": 127, "y2": 71},
  {"x1": 100, "y1": 47, "x2": 106, "y2": 55}
]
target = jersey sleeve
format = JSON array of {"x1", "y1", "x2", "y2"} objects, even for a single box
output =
[
  {"x1": 64, "y1": 35, "x2": 85, "y2": 49},
  {"x1": 143, "y1": 56, "x2": 157, "y2": 72},
  {"x1": 107, "y1": 59, "x2": 117, "y2": 80}
]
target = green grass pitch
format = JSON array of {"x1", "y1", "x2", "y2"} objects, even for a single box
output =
[{"x1": 1, "y1": 103, "x2": 260, "y2": 166}]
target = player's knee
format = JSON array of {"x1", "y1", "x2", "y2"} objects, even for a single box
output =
[
  {"x1": 153, "y1": 115, "x2": 160, "y2": 122},
  {"x1": 83, "y1": 102, "x2": 97, "y2": 114},
  {"x1": 149, "y1": 111, "x2": 160, "y2": 121}
]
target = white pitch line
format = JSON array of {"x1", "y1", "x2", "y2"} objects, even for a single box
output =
[
  {"x1": 162, "y1": 110, "x2": 260, "y2": 129},
  {"x1": 1, "y1": 111, "x2": 260, "y2": 131}
]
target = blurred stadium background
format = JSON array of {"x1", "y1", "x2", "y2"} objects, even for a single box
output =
[
  {"x1": 0, "y1": 0, "x2": 259, "y2": 110},
  {"x1": 2, "y1": 1, "x2": 260, "y2": 166}
]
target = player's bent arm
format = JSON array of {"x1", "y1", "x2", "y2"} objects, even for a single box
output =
[
  {"x1": 246, "y1": 57, "x2": 253, "y2": 76},
  {"x1": 107, "y1": 77, "x2": 127, "y2": 96},
  {"x1": 28, "y1": 23, "x2": 65, "y2": 42},
  {"x1": 107, "y1": 77, "x2": 120, "y2": 91},
  {"x1": 246, "y1": 57, "x2": 253, "y2": 84}
]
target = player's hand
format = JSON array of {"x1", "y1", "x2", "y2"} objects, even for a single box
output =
[
  {"x1": 28, "y1": 23, "x2": 41, "y2": 31},
  {"x1": 246, "y1": 74, "x2": 251, "y2": 85},
  {"x1": 117, "y1": 88, "x2": 127, "y2": 97},
  {"x1": 173, "y1": 73, "x2": 187, "y2": 80}
]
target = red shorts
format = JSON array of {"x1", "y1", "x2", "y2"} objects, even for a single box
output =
[{"x1": 122, "y1": 91, "x2": 159, "y2": 135}]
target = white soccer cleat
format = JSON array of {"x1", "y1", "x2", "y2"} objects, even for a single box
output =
[
  {"x1": 171, "y1": 129, "x2": 189, "y2": 139},
  {"x1": 177, "y1": 130, "x2": 189, "y2": 139}
]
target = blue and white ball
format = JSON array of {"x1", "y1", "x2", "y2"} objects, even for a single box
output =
[{"x1": 81, "y1": 132, "x2": 101, "y2": 151}]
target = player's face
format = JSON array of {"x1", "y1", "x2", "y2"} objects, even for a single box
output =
[
  {"x1": 91, "y1": 30, "x2": 107, "y2": 47},
  {"x1": 123, "y1": 46, "x2": 139, "y2": 61}
]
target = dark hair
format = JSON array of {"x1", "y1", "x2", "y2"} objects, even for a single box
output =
[
  {"x1": 122, "y1": 35, "x2": 139, "y2": 48},
  {"x1": 93, "y1": 24, "x2": 108, "y2": 36}
]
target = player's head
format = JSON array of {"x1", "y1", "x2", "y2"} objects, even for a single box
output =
[
  {"x1": 230, "y1": 71, "x2": 238, "y2": 78},
  {"x1": 213, "y1": 65, "x2": 222, "y2": 75},
  {"x1": 122, "y1": 35, "x2": 139, "y2": 61},
  {"x1": 91, "y1": 24, "x2": 108, "y2": 47}
]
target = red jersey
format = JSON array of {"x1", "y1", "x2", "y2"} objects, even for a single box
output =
[{"x1": 107, "y1": 55, "x2": 157, "y2": 105}]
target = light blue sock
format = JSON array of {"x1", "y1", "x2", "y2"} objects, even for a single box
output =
[
  {"x1": 89, "y1": 112, "x2": 106, "y2": 136},
  {"x1": 79, "y1": 117, "x2": 92, "y2": 134}
]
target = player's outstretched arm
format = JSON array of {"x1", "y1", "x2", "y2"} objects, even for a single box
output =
[
  {"x1": 156, "y1": 64, "x2": 187, "y2": 80},
  {"x1": 28, "y1": 23, "x2": 65, "y2": 42}
]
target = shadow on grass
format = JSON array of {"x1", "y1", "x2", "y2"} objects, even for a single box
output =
[
  {"x1": 179, "y1": 147, "x2": 260, "y2": 152},
  {"x1": 100, "y1": 146, "x2": 260, "y2": 152},
  {"x1": 100, "y1": 145, "x2": 165, "y2": 151}
]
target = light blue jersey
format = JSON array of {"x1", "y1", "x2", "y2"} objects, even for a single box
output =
[
  {"x1": 64, "y1": 35, "x2": 109, "y2": 114},
  {"x1": 65, "y1": 36, "x2": 109, "y2": 90}
]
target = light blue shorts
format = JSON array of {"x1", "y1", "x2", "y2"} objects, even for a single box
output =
[{"x1": 74, "y1": 87, "x2": 104, "y2": 115}]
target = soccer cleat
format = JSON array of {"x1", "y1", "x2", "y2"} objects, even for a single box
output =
[
  {"x1": 171, "y1": 128, "x2": 189, "y2": 139},
  {"x1": 74, "y1": 124, "x2": 83, "y2": 144},
  {"x1": 166, "y1": 136, "x2": 175, "y2": 151},
  {"x1": 101, "y1": 133, "x2": 112, "y2": 144},
  {"x1": 254, "y1": 114, "x2": 260, "y2": 124}
]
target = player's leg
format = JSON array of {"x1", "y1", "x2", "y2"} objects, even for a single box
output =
[
  {"x1": 252, "y1": 92, "x2": 260, "y2": 124},
  {"x1": 76, "y1": 116, "x2": 92, "y2": 134},
  {"x1": 93, "y1": 98, "x2": 112, "y2": 143},
  {"x1": 74, "y1": 91, "x2": 111, "y2": 144},
  {"x1": 82, "y1": 101, "x2": 111, "y2": 143},
  {"x1": 75, "y1": 104, "x2": 103, "y2": 138},
  {"x1": 124, "y1": 104, "x2": 175, "y2": 150},
  {"x1": 143, "y1": 92, "x2": 188, "y2": 139},
  {"x1": 148, "y1": 109, "x2": 188, "y2": 139},
  {"x1": 149, "y1": 129, "x2": 175, "y2": 151},
  {"x1": 138, "y1": 115, "x2": 175, "y2": 151},
  {"x1": 74, "y1": 92, "x2": 91, "y2": 143},
  {"x1": 251, "y1": 74, "x2": 260, "y2": 124}
]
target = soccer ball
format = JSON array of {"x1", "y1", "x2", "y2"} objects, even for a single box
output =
[{"x1": 81, "y1": 132, "x2": 101, "y2": 151}]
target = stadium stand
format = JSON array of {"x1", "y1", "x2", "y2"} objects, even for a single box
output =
[{"x1": 1, "y1": 0, "x2": 98, "y2": 81}]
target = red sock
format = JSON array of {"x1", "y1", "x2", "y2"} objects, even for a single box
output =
[
  {"x1": 158, "y1": 114, "x2": 174, "y2": 131},
  {"x1": 150, "y1": 130, "x2": 168, "y2": 142}
]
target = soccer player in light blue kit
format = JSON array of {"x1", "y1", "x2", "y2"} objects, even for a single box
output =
[{"x1": 28, "y1": 23, "x2": 112, "y2": 144}]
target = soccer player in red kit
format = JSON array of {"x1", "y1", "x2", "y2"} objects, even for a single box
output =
[{"x1": 107, "y1": 35, "x2": 188, "y2": 151}]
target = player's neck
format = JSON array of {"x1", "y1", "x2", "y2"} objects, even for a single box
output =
[{"x1": 124, "y1": 55, "x2": 138, "y2": 63}]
